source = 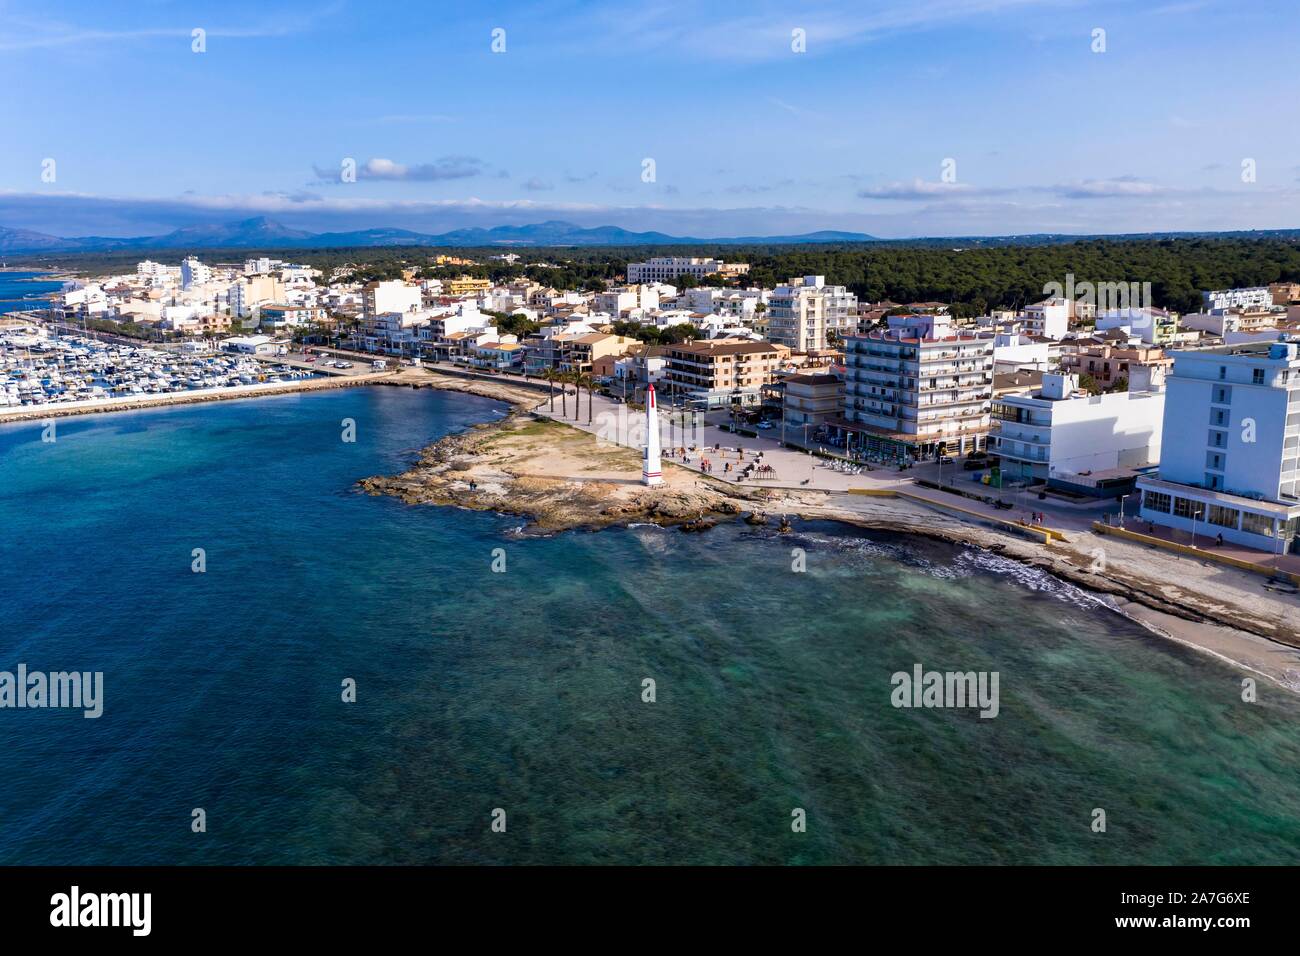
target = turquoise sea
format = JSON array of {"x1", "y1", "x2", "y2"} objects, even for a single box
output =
[{"x1": 0, "y1": 386, "x2": 1297, "y2": 865}]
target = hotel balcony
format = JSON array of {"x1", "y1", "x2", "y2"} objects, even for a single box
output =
[{"x1": 991, "y1": 438, "x2": 1049, "y2": 464}]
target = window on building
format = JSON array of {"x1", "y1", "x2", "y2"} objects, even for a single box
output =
[
  {"x1": 1143, "y1": 490, "x2": 1171, "y2": 513},
  {"x1": 1206, "y1": 451, "x2": 1225, "y2": 471},
  {"x1": 1252, "y1": 368, "x2": 1265, "y2": 385},
  {"x1": 1209, "y1": 429, "x2": 1227, "y2": 448},
  {"x1": 1173, "y1": 497, "x2": 1201, "y2": 520},
  {"x1": 1219, "y1": 365, "x2": 1227, "y2": 380},
  {"x1": 1241, "y1": 512, "x2": 1276, "y2": 537},
  {"x1": 1212, "y1": 385, "x2": 1232, "y2": 404},
  {"x1": 1208, "y1": 504, "x2": 1239, "y2": 528},
  {"x1": 1211, "y1": 408, "x2": 1229, "y2": 427},
  {"x1": 1204, "y1": 473, "x2": 1224, "y2": 491}
]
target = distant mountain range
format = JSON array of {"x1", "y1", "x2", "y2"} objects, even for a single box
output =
[
  {"x1": 4, "y1": 217, "x2": 1299, "y2": 256},
  {"x1": 0, "y1": 217, "x2": 881, "y2": 254}
]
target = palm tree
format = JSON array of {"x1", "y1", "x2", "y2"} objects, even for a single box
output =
[
  {"x1": 559, "y1": 371, "x2": 569, "y2": 418},
  {"x1": 542, "y1": 368, "x2": 558, "y2": 412},
  {"x1": 576, "y1": 373, "x2": 595, "y2": 424},
  {"x1": 563, "y1": 372, "x2": 580, "y2": 419}
]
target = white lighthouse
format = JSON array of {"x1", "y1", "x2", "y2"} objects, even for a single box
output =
[{"x1": 642, "y1": 383, "x2": 663, "y2": 486}]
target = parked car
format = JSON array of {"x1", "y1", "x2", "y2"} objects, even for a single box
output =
[{"x1": 756, "y1": 421, "x2": 775, "y2": 430}]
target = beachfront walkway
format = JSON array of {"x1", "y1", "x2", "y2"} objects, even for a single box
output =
[
  {"x1": 532, "y1": 390, "x2": 1121, "y2": 540},
  {"x1": 1096, "y1": 518, "x2": 1300, "y2": 578},
  {"x1": 534, "y1": 389, "x2": 897, "y2": 493}
]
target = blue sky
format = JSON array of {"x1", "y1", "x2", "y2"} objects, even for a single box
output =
[{"x1": 2, "y1": 0, "x2": 1298, "y2": 238}]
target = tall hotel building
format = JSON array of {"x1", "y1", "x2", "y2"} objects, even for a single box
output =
[
  {"x1": 766, "y1": 275, "x2": 858, "y2": 352},
  {"x1": 625, "y1": 257, "x2": 749, "y2": 284},
  {"x1": 1137, "y1": 338, "x2": 1300, "y2": 552},
  {"x1": 839, "y1": 314, "x2": 993, "y2": 460}
]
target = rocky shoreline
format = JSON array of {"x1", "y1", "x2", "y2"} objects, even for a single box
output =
[
  {"x1": 358, "y1": 408, "x2": 775, "y2": 532},
  {"x1": 360, "y1": 405, "x2": 1300, "y2": 691}
]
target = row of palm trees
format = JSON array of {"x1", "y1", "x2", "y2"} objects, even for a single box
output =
[{"x1": 540, "y1": 368, "x2": 597, "y2": 424}]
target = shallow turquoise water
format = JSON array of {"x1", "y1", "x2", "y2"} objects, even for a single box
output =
[{"x1": 0, "y1": 386, "x2": 1296, "y2": 864}]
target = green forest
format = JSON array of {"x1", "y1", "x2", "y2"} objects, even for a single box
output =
[{"x1": 17, "y1": 236, "x2": 1300, "y2": 316}]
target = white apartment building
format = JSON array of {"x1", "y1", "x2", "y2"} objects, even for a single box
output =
[
  {"x1": 841, "y1": 314, "x2": 994, "y2": 460},
  {"x1": 992, "y1": 332, "x2": 1051, "y2": 373},
  {"x1": 695, "y1": 313, "x2": 761, "y2": 340},
  {"x1": 614, "y1": 353, "x2": 667, "y2": 390},
  {"x1": 362, "y1": 280, "x2": 423, "y2": 319},
  {"x1": 1096, "y1": 307, "x2": 1178, "y2": 345},
  {"x1": 1203, "y1": 286, "x2": 1273, "y2": 313},
  {"x1": 591, "y1": 284, "x2": 660, "y2": 317},
  {"x1": 625, "y1": 257, "x2": 748, "y2": 283},
  {"x1": 1137, "y1": 337, "x2": 1300, "y2": 552},
  {"x1": 683, "y1": 287, "x2": 767, "y2": 320},
  {"x1": 992, "y1": 372, "x2": 1164, "y2": 491},
  {"x1": 57, "y1": 284, "x2": 109, "y2": 320},
  {"x1": 1023, "y1": 299, "x2": 1071, "y2": 340},
  {"x1": 244, "y1": 257, "x2": 287, "y2": 275},
  {"x1": 228, "y1": 275, "x2": 283, "y2": 319},
  {"x1": 180, "y1": 257, "x2": 211, "y2": 290},
  {"x1": 593, "y1": 290, "x2": 639, "y2": 317},
  {"x1": 767, "y1": 276, "x2": 858, "y2": 352},
  {"x1": 136, "y1": 260, "x2": 172, "y2": 278}
]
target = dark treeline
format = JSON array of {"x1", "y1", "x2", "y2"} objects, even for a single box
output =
[{"x1": 15, "y1": 237, "x2": 1300, "y2": 315}]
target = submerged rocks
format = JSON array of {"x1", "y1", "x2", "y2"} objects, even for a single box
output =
[{"x1": 680, "y1": 517, "x2": 717, "y2": 533}]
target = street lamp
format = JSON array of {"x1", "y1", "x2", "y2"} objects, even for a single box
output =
[{"x1": 1118, "y1": 493, "x2": 1129, "y2": 528}]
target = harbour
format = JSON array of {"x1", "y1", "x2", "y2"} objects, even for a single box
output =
[{"x1": 0, "y1": 320, "x2": 351, "y2": 420}]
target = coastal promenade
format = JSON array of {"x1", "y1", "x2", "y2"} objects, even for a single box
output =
[
  {"x1": 533, "y1": 389, "x2": 1098, "y2": 539},
  {"x1": 532, "y1": 389, "x2": 1300, "y2": 580}
]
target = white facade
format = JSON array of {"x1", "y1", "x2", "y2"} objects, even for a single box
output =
[
  {"x1": 221, "y1": 334, "x2": 275, "y2": 354},
  {"x1": 1138, "y1": 338, "x2": 1300, "y2": 551},
  {"x1": 767, "y1": 276, "x2": 858, "y2": 352},
  {"x1": 626, "y1": 257, "x2": 746, "y2": 283},
  {"x1": 1181, "y1": 312, "x2": 1238, "y2": 337},
  {"x1": 682, "y1": 287, "x2": 767, "y2": 320},
  {"x1": 362, "y1": 280, "x2": 422, "y2": 319},
  {"x1": 136, "y1": 260, "x2": 172, "y2": 278},
  {"x1": 1203, "y1": 287, "x2": 1273, "y2": 313},
  {"x1": 992, "y1": 332, "x2": 1050, "y2": 372},
  {"x1": 180, "y1": 257, "x2": 211, "y2": 290},
  {"x1": 614, "y1": 353, "x2": 666, "y2": 386},
  {"x1": 1096, "y1": 307, "x2": 1176, "y2": 345},
  {"x1": 244, "y1": 257, "x2": 286, "y2": 275},
  {"x1": 993, "y1": 372, "x2": 1164, "y2": 485},
  {"x1": 1023, "y1": 300, "x2": 1070, "y2": 340},
  {"x1": 594, "y1": 290, "x2": 638, "y2": 316}
]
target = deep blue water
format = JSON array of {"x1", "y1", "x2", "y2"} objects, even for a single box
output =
[
  {"x1": 1, "y1": 386, "x2": 1298, "y2": 865},
  {"x1": 0, "y1": 271, "x2": 62, "y2": 314}
]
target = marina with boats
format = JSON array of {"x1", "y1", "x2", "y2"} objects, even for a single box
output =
[{"x1": 0, "y1": 322, "x2": 323, "y2": 414}]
